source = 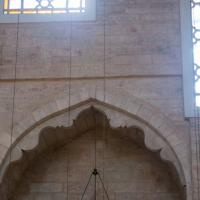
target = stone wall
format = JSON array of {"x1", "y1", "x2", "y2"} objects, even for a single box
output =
[
  {"x1": 0, "y1": 0, "x2": 184, "y2": 127},
  {"x1": 0, "y1": 0, "x2": 195, "y2": 198}
]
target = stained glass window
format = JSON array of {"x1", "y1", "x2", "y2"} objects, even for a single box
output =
[
  {"x1": 3, "y1": 0, "x2": 86, "y2": 14},
  {"x1": 192, "y1": 0, "x2": 200, "y2": 106}
]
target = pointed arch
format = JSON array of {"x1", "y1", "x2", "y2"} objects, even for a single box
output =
[{"x1": 0, "y1": 86, "x2": 191, "y2": 199}]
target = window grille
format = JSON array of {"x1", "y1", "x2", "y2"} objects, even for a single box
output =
[
  {"x1": 192, "y1": 0, "x2": 200, "y2": 106},
  {"x1": 3, "y1": 0, "x2": 85, "y2": 14},
  {"x1": 0, "y1": 0, "x2": 95, "y2": 22}
]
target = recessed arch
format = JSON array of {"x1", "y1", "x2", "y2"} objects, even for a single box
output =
[
  {"x1": 0, "y1": 107, "x2": 185, "y2": 200},
  {"x1": 0, "y1": 86, "x2": 191, "y2": 199}
]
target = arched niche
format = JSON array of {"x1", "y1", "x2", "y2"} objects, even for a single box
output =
[
  {"x1": 0, "y1": 107, "x2": 184, "y2": 200},
  {"x1": 0, "y1": 87, "x2": 191, "y2": 199}
]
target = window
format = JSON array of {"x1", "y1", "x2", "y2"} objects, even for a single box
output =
[
  {"x1": 0, "y1": 0, "x2": 95, "y2": 22},
  {"x1": 192, "y1": 0, "x2": 200, "y2": 106},
  {"x1": 181, "y1": 0, "x2": 198, "y2": 117},
  {"x1": 4, "y1": 0, "x2": 86, "y2": 14}
]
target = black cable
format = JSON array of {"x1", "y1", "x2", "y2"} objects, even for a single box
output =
[
  {"x1": 193, "y1": 76, "x2": 199, "y2": 200},
  {"x1": 93, "y1": 108, "x2": 97, "y2": 169},
  {"x1": 193, "y1": 82, "x2": 198, "y2": 200},
  {"x1": 8, "y1": 14, "x2": 20, "y2": 200},
  {"x1": 65, "y1": 10, "x2": 73, "y2": 200},
  {"x1": 103, "y1": 0, "x2": 106, "y2": 103},
  {"x1": 197, "y1": 105, "x2": 200, "y2": 199},
  {"x1": 67, "y1": 14, "x2": 73, "y2": 200},
  {"x1": 194, "y1": 106, "x2": 200, "y2": 200},
  {"x1": 92, "y1": 107, "x2": 97, "y2": 200},
  {"x1": 102, "y1": 0, "x2": 107, "y2": 199}
]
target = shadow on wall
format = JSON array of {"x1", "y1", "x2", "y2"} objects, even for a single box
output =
[{"x1": 0, "y1": 107, "x2": 185, "y2": 200}]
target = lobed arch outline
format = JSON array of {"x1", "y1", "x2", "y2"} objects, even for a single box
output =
[{"x1": 0, "y1": 86, "x2": 192, "y2": 199}]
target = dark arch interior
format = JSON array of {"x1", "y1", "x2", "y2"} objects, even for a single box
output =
[{"x1": 0, "y1": 107, "x2": 185, "y2": 200}]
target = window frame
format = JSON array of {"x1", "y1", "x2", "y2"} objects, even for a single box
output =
[{"x1": 0, "y1": 0, "x2": 96, "y2": 23}]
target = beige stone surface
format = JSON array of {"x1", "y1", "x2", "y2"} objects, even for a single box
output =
[
  {"x1": 0, "y1": 0, "x2": 196, "y2": 198},
  {"x1": 0, "y1": 0, "x2": 181, "y2": 79}
]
